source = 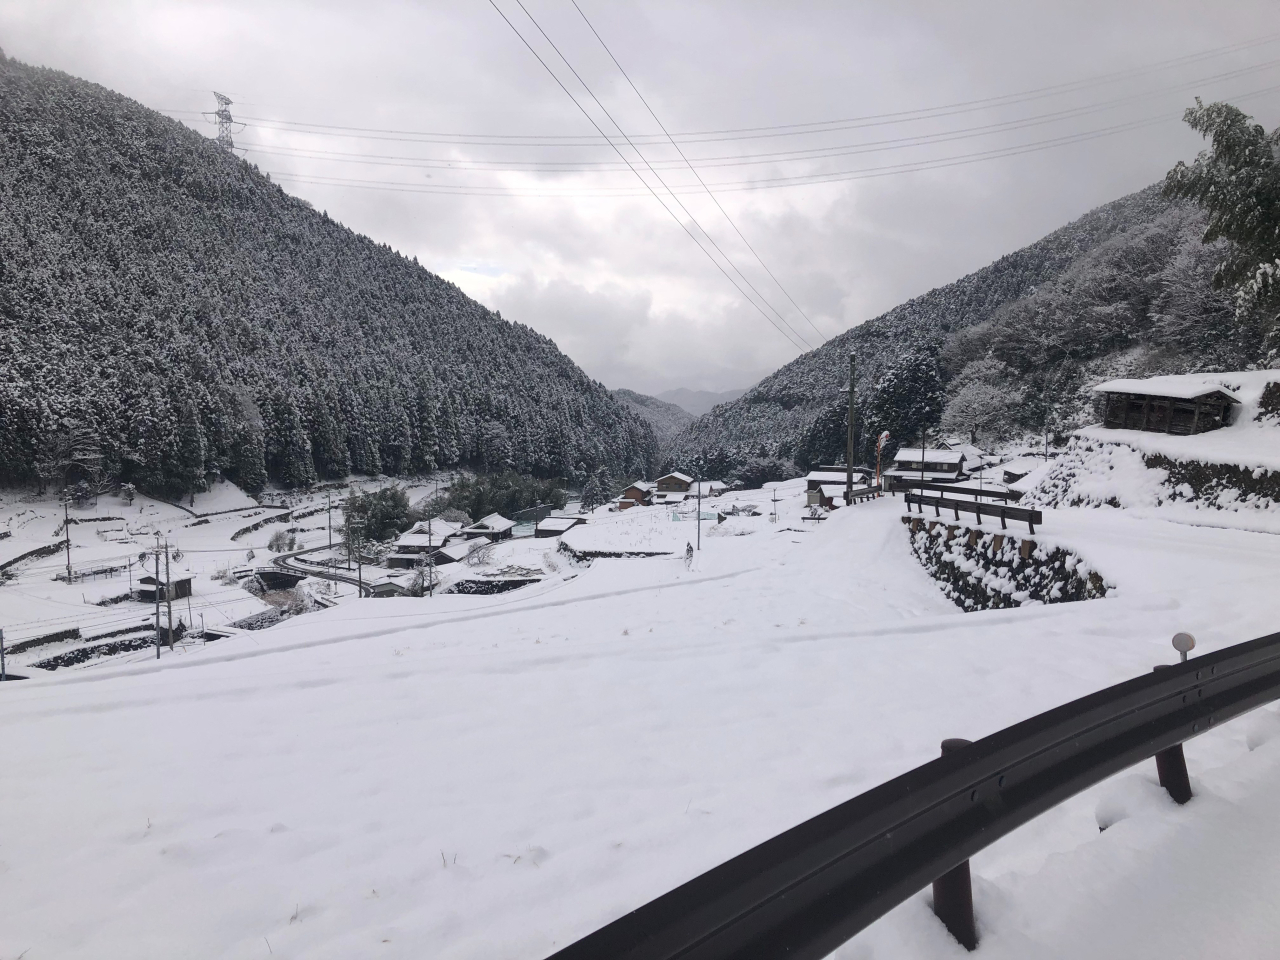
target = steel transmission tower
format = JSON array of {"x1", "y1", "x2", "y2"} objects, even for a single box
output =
[{"x1": 212, "y1": 92, "x2": 237, "y2": 152}]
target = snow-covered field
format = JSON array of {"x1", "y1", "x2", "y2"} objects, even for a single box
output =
[{"x1": 3, "y1": 479, "x2": 1280, "y2": 958}]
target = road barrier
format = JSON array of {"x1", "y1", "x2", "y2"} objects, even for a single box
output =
[{"x1": 547, "y1": 628, "x2": 1280, "y2": 959}]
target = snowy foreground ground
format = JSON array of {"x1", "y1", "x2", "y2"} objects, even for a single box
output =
[{"x1": 4, "y1": 490, "x2": 1280, "y2": 959}]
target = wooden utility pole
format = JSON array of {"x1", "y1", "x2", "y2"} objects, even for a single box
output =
[
  {"x1": 696, "y1": 470, "x2": 702, "y2": 552},
  {"x1": 153, "y1": 544, "x2": 162, "y2": 659},
  {"x1": 164, "y1": 540, "x2": 174, "y2": 649},
  {"x1": 63, "y1": 495, "x2": 72, "y2": 582},
  {"x1": 845, "y1": 353, "x2": 856, "y2": 505},
  {"x1": 1, "y1": 627, "x2": 7, "y2": 681}
]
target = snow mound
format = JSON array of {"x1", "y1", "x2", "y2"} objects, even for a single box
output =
[{"x1": 1021, "y1": 435, "x2": 1280, "y2": 534}]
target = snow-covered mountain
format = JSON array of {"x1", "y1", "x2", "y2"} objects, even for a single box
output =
[
  {"x1": 611, "y1": 389, "x2": 694, "y2": 454},
  {"x1": 0, "y1": 54, "x2": 657, "y2": 496},
  {"x1": 667, "y1": 186, "x2": 1262, "y2": 473},
  {"x1": 655, "y1": 387, "x2": 748, "y2": 417}
]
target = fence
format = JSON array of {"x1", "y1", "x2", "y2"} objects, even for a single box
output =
[
  {"x1": 889, "y1": 478, "x2": 1019, "y2": 501},
  {"x1": 904, "y1": 492, "x2": 1042, "y2": 533},
  {"x1": 547, "y1": 628, "x2": 1280, "y2": 959}
]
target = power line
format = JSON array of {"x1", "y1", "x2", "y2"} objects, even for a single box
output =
[
  {"x1": 486, "y1": 0, "x2": 812, "y2": 352},
  {"x1": 570, "y1": 0, "x2": 816, "y2": 341},
  {"x1": 177, "y1": 31, "x2": 1280, "y2": 148},
  {"x1": 228, "y1": 54, "x2": 1280, "y2": 174},
  {"x1": 505, "y1": 0, "x2": 816, "y2": 351},
  {"x1": 259, "y1": 78, "x2": 1280, "y2": 200}
]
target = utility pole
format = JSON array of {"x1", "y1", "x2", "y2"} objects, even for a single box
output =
[
  {"x1": 327, "y1": 492, "x2": 333, "y2": 555},
  {"x1": 153, "y1": 539, "x2": 162, "y2": 660},
  {"x1": 1, "y1": 627, "x2": 6, "y2": 681},
  {"x1": 920, "y1": 426, "x2": 928, "y2": 489},
  {"x1": 63, "y1": 495, "x2": 72, "y2": 582},
  {"x1": 164, "y1": 540, "x2": 174, "y2": 650},
  {"x1": 352, "y1": 518, "x2": 365, "y2": 596},
  {"x1": 845, "y1": 353, "x2": 856, "y2": 506},
  {"x1": 696, "y1": 470, "x2": 702, "y2": 551}
]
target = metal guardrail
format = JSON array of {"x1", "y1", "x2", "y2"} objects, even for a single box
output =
[
  {"x1": 547, "y1": 628, "x2": 1280, "y2": 960},
  {"x1": 890, "y1": 478, "x2": 1019, "y2": 502},
  {"x1": 904, "y1": 492, "x2": 1042, "y2": 533}
]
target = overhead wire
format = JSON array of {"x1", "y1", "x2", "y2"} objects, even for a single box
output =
[
  {"x1": 173, "y1": 31, "x2": 1280, "y2": 148},
  {"x1": 223, "y1": 54, "x2": 1280, "y2": 176},
  {"x1": 486, "y1": 0, "x2": 813, "y2": 352},
  {"x1": 505, "y1": 0, "x2": 816, "y2": 350}
]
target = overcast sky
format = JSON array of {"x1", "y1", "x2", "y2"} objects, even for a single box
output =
[{"x1": 3, "y1": 1, "x2": 1278, "y2": 394}]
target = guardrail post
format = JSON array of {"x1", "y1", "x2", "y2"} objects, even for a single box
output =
[
  {"x1": 1152, "y1": 666, "x2": 1193, "y2": 804},
  {"x1": 933, "y1": 738, "x2": 978, "y2": 951}
]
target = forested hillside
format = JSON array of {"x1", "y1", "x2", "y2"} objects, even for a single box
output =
[
  {"x1": 611, "y1": 389, "x2": 693, "y2": 455},
  {"x1": 668, "y1": 180, "x2": 1273, "y2": 474},
  {"x1": 0, "y1": 54, "x2": 657, "y2": 497}
]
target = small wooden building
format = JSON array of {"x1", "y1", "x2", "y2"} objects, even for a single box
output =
[
  {"x1": 618, "y1": 481, "x2": 655, "y2": 508},
  {"x1": 535, "y1": 516, "x2": 586, "y2": 538},
  {"x1": 135, "y1": 575, "x2": 193, "y2": 603},
  {"x1": 1093, "y1": 376, "x2": 1240, "y2": 435}
]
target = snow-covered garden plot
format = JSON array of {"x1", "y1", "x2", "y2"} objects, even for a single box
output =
[{"x1": 3, "y1": 489, "x2": 1280, "y2": 958}]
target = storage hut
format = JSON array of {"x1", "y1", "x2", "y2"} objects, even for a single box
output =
[
  {"x1": 1093, "y1": 376, "x2": 1240, "y2": 435},
  {"x1": 535, "y1": 516, "x2": 587, "y2": 538},
  {"x1": 135, "y1": 575, "x2": 193, "y2": 603}
]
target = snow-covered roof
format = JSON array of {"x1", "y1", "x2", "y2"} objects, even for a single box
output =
[
  {"x1": 892, "y1": 449, "x2": 964, "y2": 464},
  {"x1": 435, "y1": 539, "x2": 484, "y2": 561},
  {"x1": 1092, "y1": 375, "x2": 1242, "y2": 402},
  {"x1": 623, "y1": 481, "x2": 655, "y2": 492},
  {"x1": 999, "y1": 456, "x2": 1044, "y2": 476},
  {"x1": 805, "y1": 471, "x2": 850, "y2": 482},
  {"x1": 884, "y1": 468, "x2": 966, "y2": 480},
  {"x1": 406, "y1": 519, "x2": 461, "y2": 538},
  {"x1": 535, "y1": 516, "x2": 584, "y2": 533},
  {"x1": 657, "y1": 472, "x2": 693, "y2": 485},
  {"x1": 464, "y1": 513, "x2": 516, "y2": 533},
  {"x1": 818, "y1": 484, "x2": 847, "y2": 498}
]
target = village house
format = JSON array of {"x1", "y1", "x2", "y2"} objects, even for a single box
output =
[
  {"x1": 386, "y1": 519, "x2": 464, "y2": 569},
  {"x1": 883, "y1": 448, "x2": 966, "y2": 484},
  {"x1": 431, "y1": 538, "x2": 488, "y2": 566},
  {"x1": 654, "y1": 472, "x2": 693, "y2": 493},
  {"x1": 1093, "y1": 375, "x2": 1240, "y2": 435},
  {"x1": 458, "y1": 512, "x2": 516, "y2": 542},
  {"x1": 617, "y1": 480, "x2": 655, "y2": 509}
]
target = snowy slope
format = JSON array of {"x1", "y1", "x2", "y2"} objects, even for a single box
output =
[{"x1": 2, "y1": 489, "x2": 1280, "y2": 958}]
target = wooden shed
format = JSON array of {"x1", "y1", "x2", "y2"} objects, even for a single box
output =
[
  {"x1": 1093, "y1": 376, "x2": 1240, "y2": 435},
  {"x1": 135, "y1": 575, "x2": 193, "y2": 603}
]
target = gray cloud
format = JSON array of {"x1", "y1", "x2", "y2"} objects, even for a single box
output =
[{"x1": 2, "y1": 0, "x2": 1277, "y2": 394}]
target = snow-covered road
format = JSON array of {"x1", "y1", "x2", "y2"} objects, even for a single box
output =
[{"x1": 2, "y1": 495, "x2": 1279, "y2": 959}]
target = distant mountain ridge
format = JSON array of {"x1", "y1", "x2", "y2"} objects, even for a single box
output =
[
  {"x1": 656, "y1": 387, "x2": 748, "y2": 417},
  {"x1": 0, "y1": 54, "x2": 657, "y2": 495},
  {"x1": 667, "y1": 184, "x2": 1258, "y2": 473},
  {"x1": 612, "y1": 389, "x2": 693, "y2": 454}
]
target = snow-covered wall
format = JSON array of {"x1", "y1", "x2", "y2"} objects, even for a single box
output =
[{"x1": 905, "y1": 517, "x2": 1109, "y2": 611}]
